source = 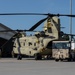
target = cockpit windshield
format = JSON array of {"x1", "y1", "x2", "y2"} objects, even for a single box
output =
[{"x1": 52, "y1": 42, "x2": 69, "y2": 49}]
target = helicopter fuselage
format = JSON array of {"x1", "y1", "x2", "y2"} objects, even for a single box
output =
[{"x1": 13, "y1": 36, "x2": 53, "y2": 57}]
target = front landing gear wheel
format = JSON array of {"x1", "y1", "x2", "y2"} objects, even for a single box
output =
[
  {"x1": 34, "y1": 53, "x2": 42, "y2": 60},
  {"x1": 0, "y1": 50, "x2": 2, "y2": 58},
  {"x1": 17, "y1": 55, "x2": 22, "y2": 60},
  {"x1": 11, "y1": 50, "x2": 15, "y2": 58},
  {"x1": 55, "y1": 59, "x2": 59, "y2": 62}
]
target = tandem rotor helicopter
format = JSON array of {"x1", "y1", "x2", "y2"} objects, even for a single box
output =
[{"x1": 0, "y1": 13, "x2": 75, "y2": 60}]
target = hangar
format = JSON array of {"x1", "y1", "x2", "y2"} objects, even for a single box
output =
[{"x1": 0, "y1": 23, "x2": 16, "y2": 57}]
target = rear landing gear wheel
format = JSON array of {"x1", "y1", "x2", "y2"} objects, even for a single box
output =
[
  {"x1": 60, "y1": 59, "x2": 63, "y2": 61},
  {"x1": 67, "y1": 58, "x2": 71, "y2": 62},
  {"x1": 67, "y1": 54, "x2": 72, "y2": 62}
]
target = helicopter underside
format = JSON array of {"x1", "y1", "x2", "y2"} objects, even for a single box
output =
[
  {"x1": 13, "y1": 47, "x2": 52, "y2": 56},
  {"x1": 13, "y1": 40, "x2": 52, "y2": 57}
]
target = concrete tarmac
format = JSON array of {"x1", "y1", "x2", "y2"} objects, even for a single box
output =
[{"x1": 0, "y1": 58, "x2": 75, "y2": 75}]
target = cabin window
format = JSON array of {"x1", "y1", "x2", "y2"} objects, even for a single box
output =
[
  {"x1": 23, "y1": 42, "x2": 25, "y2": 46},
  {"x1": 34, "y1": 43, "x2": 36, "y2": 46},
  {"x1": 29, "y1": 42, "x2": 32, "y2": 46}
]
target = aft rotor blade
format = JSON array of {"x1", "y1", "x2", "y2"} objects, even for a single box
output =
[
  {"x1": 29, "y1": 17, "x2": 48, "y2": 31},
  {"x1": 45, "y1": 13, "x2": 75, "y2": 17},
  {"x1": 0, "y1": 13, "x2": 46, "y2": 16},
  {"x1": 0, "y1": 13, "x2": 75, "y2": 17}
]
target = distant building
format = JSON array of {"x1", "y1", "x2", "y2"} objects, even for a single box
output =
[
  {"x1": 71, "y1": 42, "x2": 75, "y2": 50},
  {"x1": 71, "y1": 40, "x2": 75, "y2": 50},
  {"x1": 0, "y1": 23, "x2": 17, "y2": 57},
  {"x1": 0, "y1": 23, "x2": 16, "y2": 40}
]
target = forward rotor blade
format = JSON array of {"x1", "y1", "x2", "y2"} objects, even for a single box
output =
[
  {"x1": 0, "y1": 29, "x2": 38, "y2": 32},
  {"x1": 0, "y1": 30, "x2": 25, "y2": 32},
  {"x1": 0, "y1": 30, "x2": 15, "y2": 32},
  {"x1": 29, "y1": 17, "x2": 48, "y2": 31}
]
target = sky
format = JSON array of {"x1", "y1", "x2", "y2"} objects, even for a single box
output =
[{"x1": 0, "y1": 0, "x2": 75, "y2": 34}]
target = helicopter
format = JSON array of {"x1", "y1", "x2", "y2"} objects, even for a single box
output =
[{"x1": 0, "y1": 13, "x2": 75, "y2": 60}]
